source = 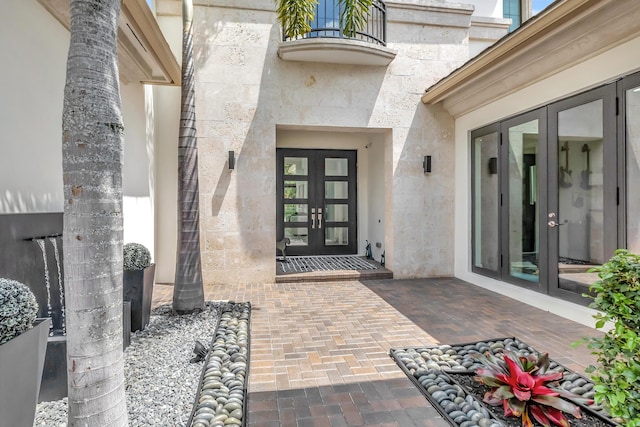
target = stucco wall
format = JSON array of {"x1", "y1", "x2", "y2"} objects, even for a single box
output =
[
  {"x1": 0, "y1": 0, "x2": 68, "y2": 213},
  {"x1": 1, "y1": 0, "x2": 158, "y2": 259},
  {"x1": 183, "y1": 0, "x2": 468, "y2": 284}
]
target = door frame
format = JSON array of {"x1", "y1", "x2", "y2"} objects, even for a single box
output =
[
  {"x1": 499, "y1": 107, "x2": 548, "y2": 293},
  {"x1": 546, "y1": 83, "x2": 617, "y2": 303},
  {"x1": 276, "y1": 148, "x2": 358, "y2": 256}
]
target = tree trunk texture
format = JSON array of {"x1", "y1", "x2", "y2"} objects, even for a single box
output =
[
  {"x1": 173, "y1": 0, "x2": 205, "y2": 314},
  {"x1": 62, "y1": 0, "x2": 128, "y2": 425}
]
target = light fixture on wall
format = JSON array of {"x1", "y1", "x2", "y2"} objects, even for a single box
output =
[
  {"x1": 423, "y1": 155, "x2": 432, "y2": 174},
  {"x1": 229, "y1": 150, "x2": 235, "y2": 170}
]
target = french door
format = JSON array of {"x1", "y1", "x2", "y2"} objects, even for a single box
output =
[
  {"x1": 276, "y1": 149, "x2": 357, "y2": 256},
  {"x1": 472, "y1": 82, "x2": 620, "y2": 304},
  {"x1": 547, "y1": 85, "x2": 617, "y2": 302}
]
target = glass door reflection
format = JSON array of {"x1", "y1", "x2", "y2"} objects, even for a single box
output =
[{"x1": 505, "y1": 118, "x2": 541, "y2": 285}]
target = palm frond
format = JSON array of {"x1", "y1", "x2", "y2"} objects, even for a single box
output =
[
  {"x1": 276, "y1": 0, "x2": 318, "y2": 39},
  {"x1": 340, "y1": 0, "x2": 373, "y2": 37}
]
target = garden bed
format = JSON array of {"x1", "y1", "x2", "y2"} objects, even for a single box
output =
[
  {"x1": 188, "y1": 301, "x2": 251, "y2": 427},
  {"x1": 390, "y1": 338, "x2": 615, "y2": 427}
]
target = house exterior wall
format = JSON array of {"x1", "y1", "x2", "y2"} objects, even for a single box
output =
[
  {"x1": 0, "y1": 0, "x2": 68, "y2": 213},
  {"x1": 1, "y1": 0, "x2": 159, "y2": 259},
  {"x1": 175, "y1": 0, "x2": 494, "y2": 285},
  {"x1": 452, "y1": 35, "x2": 640, "y2": 326}
]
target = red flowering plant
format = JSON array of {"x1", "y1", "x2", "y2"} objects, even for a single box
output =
[{"x1": 473, "y1": 350, "x2": 593, "y2": 427}]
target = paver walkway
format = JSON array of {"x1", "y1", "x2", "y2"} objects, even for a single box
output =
[{"x1": 152, "y1": 278, "x2": 600, "y2": 427}]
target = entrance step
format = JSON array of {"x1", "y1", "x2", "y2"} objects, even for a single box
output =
[{"x1": 276, "y1": 255, "x2": 392, "y2": 283}]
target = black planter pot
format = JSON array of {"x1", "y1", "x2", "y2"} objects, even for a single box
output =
[
  {"x1": 0, "y1": 318, "x2": 50, "y2": 427},
  {"x1": 123, "y1": 263, "x2": 155, "y2": 332}
]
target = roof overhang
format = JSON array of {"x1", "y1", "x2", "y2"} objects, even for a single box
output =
[
  {"x1": 421, "y1": 0, "x2": 640, "y2": 117},
  {"x1": 38, "y1": 0, "x2": 181, "y2": 86}
]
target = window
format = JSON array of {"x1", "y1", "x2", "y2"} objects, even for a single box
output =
[{"x1": 503, "y1": 0, "x2": 522, "y2": 32}]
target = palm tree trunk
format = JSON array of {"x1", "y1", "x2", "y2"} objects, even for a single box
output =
[
  {"x1": 173, "y1": 0, "x2": 205, "y2": 314},
  {"x1": 62, "y1": 0, "x2": 128, "y2": 425}
]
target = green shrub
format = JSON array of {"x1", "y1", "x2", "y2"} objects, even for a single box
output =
[
  {"x1": 585, "y1": 249, "x2": 640, "y2": 427},
  {"x1": 0, "y1": 278, "x2": 39, "y2": 345},
  {"x1": 123, "y1": 243, "x2": 152, "y2": 271}
]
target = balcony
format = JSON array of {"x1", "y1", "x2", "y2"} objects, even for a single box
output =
[{"x1": 277, "y1": 0, "x2": 396, "y2": 67}]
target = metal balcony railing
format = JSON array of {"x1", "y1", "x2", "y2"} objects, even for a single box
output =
[{"x1": 283, "y1": 0, "x2": 386, "y2": 46}]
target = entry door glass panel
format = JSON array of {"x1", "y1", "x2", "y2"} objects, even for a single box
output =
[
  {"x1": 284, "y1": 181, "x2": 308, "y2": 199},
  {"x1": 626, "y1": 85, "x2": 640, "y2": 252},
  {"x1": 325, "y1": 181, "x2": 348, "y2": 198},
  {"x1": 555, "y1": 99, "x2": 604, "y2": 294},
  {"x1": 471, "y1": 129, "x2": 500, "y2": 274},
  {"x1": 325, "y1": 204, "x2": 348, "y2": 221},
  {"x1": 507, "y1": 119, "x2": 540, "y2": 284},
  {"x1": 325, "y1": 158, "x2": 348, "y2": 176},
  {"x1": 326, "y1": 227, "x2": 348, "y2": 246}
]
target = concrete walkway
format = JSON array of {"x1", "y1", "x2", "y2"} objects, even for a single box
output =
[{"x1": 152, "y1": 278, "x2": 600, "y2": 427}]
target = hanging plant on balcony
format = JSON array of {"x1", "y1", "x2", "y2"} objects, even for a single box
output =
[
  {"x1": 473, "y1": 350, "x2": 591, "y2": 427},
  {"x1": 276, "y1": 0, "x2": 374, "y2": 39}
]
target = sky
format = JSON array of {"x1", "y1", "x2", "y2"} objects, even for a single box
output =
[{"x1": 532, "y1": 0, "x2": 556, "y2": 15}]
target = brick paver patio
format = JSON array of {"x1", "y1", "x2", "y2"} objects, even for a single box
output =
[{"x1": 152, "y1": 277, "x2": 600, "y2": 427}]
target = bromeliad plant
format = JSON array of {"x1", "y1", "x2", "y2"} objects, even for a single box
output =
[{"x1": 474, "y1": 351, "x2": 591, "y2": 427}]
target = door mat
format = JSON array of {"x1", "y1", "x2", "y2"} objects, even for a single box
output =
[{"x1": 278, "y1": 255, "x2": 378, "y2": 273}]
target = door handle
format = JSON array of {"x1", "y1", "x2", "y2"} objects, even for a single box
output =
[
  {"x1": 547, "y1": 220, "x2": 567, "y2": 228},
  {"x1": 311, "y1": 208, "x2": 316, "y2": 229},
  {"x1": 317, "y1": 208, "x2": 323, "y2": 229}
]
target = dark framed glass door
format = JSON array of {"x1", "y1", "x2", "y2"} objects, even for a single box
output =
[
  {"x1": 547, "y1": 84, "x2": 617, "y2": 303},
  {"x1": 276, "y1": 148, "x2": 357, "y2": 256},
  {"x1": 500, "y1": 108, "x2": 547, "y2": 293}
]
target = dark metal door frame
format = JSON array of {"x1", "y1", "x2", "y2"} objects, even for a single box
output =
[{"x1": 277, "y1": 148, "x2": 358, "y2": 256}]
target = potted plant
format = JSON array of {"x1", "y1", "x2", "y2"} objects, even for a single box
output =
[
  {"x1": 0, "y1": 278, "x2": 50, "y2": 427},
  {"x1": 123, "y1": 243, "x2": 155, "y2": 332}
]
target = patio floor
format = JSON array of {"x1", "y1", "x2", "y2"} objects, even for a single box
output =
[{"x1": 151, "y1": 277, "x2": 600, "y2": 427}]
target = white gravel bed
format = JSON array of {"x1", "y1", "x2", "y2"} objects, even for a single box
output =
[{"x1": 34, "y1": 302, "x2": 221, "y2": 427}]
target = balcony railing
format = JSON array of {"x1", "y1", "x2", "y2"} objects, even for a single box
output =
[{"x1": 283, "y1": 0, "x2": 386, "y2": 46}]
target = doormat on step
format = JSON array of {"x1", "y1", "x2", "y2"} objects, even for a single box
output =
[{"x1": 279, "y1": 255, "x2": 378, "y2": 273}]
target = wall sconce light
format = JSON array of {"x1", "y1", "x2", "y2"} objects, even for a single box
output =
[
  {"x1": 423, "y1": 155, "x2": 432, "y2": 174},
  {"x1": 229, "y1": 150, "x2": 235, "y2": 170},
  {"x1": 488, "y1": 157, "x2": 497, "y2": 174}
]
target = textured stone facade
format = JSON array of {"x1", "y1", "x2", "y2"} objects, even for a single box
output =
[{"x1": 180, "y1": 0, "x2": 498, "y2": 284}]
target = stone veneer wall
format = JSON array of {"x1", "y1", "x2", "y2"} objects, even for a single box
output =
[{"x1": 184, "y1": 0, "x2": 477, "y2": 284}]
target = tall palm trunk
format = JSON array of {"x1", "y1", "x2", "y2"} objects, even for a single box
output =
[
  {"x1": 173, "y1": 0, "x2": 205, "y2": 314},
  {"x1": 62, "y1": 0, "x2": 128, "y2": 425}
]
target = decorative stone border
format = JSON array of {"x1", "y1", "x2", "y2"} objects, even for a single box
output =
[
  {"x1": 390, "y1": 337, "x2": 615, "y2": 427},
  {"x1": 188, "y1": 302, "x2": 251, "y2": 427}
]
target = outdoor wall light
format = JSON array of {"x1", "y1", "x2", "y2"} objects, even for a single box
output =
[
  {"x1": 229, "y1": 150, "x2": 235, "y2": 170},
  {"x1": 423, "y1": 155, "x2": 432, "y2": 174}
]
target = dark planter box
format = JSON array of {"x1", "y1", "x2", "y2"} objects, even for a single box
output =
[
  {"x1": 0, "y1": 318, "x2": 50, "y2": 427},
  {"x1": 123, "y1": 264, "x2": 155, "y2": 332}
]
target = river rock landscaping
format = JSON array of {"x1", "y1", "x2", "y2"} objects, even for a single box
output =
[
  {"x1": 390, "y1": 337, "x2": 615, "y2": 427},
  {"x1": 33, "y1": 301, "x2": 251, "y2": 427}
]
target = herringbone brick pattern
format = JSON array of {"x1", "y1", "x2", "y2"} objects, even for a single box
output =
[{"x1": 151, "y1": 277, "x2": 600, "y2": 426}]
